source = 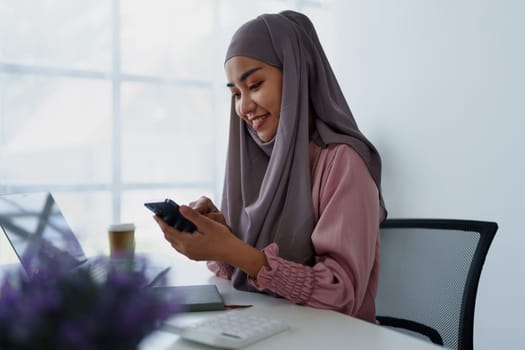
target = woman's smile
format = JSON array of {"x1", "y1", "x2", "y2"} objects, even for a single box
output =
[{"x1": 250, "y1": 113, "x2": 270, "y2": 131}]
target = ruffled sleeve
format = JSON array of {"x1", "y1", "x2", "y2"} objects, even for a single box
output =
[
  {"x1": 207, "y1": 260, "x2": 234, "y2": 280},
  {"x1": 248, "y1": 243, "x2": 315, "y2": 303}
]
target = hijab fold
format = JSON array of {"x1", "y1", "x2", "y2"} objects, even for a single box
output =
[{"x1": 222, "y1": 10, "x2": 386, "y2": 291}]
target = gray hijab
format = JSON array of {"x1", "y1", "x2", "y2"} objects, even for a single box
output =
[{"x1": 222, "y1": 10, "x2": 386, "y2": 291}]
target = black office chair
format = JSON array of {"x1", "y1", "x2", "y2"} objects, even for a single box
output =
[{"x1": 375, "y1": 219, "x2": 497, "y2": 350}]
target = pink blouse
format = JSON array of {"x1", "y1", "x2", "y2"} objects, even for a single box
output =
[{"x1": 207, "y1": 142, "x2": 381, "y2": 323}]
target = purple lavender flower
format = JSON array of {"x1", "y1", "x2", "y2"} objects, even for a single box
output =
[{"x1": 0, "y1": 253, "x2": 179, "y2": 350}]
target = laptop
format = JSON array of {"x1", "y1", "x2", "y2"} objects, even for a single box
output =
[
  {"x1": 0, "y1": 192, "x2": 170, "y2": 286},
  {"x1": 0, "y1": 192, "x2": 225, "y2": 311}
]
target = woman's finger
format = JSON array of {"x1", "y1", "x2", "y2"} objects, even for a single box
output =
[
  {"x1": 179, "y1": 205, "x2": 217, "y2": 232},
  {"x1": 192, "y1": 196, "x2": 218, "y2": 214}
]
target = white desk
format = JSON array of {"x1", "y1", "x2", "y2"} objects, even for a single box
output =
[{"x1": 139, "y1": 257, "x2": 442, "y2": 350}]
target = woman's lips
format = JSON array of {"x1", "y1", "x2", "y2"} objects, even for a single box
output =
[{"x1": 251, "y1": 113, "x2": 269, "y2": 131}]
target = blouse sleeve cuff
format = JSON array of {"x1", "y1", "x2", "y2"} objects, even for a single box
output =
[
  {"x1": 207, "y1": 260, "x2": 233, "y2": 279},
  {"x1": 248, "y1": 243, "x2": 314, "y2": 304}
]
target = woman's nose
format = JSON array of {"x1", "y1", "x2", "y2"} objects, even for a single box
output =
[{"x1": 238, "y1": 94, "x2": 255, "y2": 116}]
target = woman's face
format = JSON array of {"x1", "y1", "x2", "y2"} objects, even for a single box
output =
[{"x1": 225, "y1": 56, "x2": 282, "y2": 142}]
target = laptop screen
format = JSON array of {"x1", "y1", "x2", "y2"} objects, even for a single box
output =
[{"x1": 0, "y1": 192, "x2": 86, "y2": 275}]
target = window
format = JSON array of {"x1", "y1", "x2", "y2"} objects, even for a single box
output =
[{"x1": 0, "y1": 0, "x2": 334, "y2": 257}]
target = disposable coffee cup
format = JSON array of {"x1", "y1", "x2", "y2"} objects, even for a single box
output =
[{"x1": 108, "y1": 223, "x2": 135, "y2": 259}]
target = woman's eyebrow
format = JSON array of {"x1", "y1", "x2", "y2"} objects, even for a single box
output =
[{"x1": 226, "y1": 67, "x2": 263, "y2": 87}]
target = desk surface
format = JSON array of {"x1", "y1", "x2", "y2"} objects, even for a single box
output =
[{"x1": 139, "y1": 256, "x2": 442, "y2": 350}]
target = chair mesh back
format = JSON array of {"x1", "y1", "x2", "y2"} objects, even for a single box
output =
[{"x1": 376, "y1": 226, "x2": 480, "y2": 350}]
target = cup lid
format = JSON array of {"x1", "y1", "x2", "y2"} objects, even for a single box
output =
[{"x1": 108, "y1": 223, "x2": 135, "y2": 232}]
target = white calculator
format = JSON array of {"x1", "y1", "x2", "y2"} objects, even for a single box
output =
[{"x1": 168, "y1": 310, "x2": 289, "y2": 349}]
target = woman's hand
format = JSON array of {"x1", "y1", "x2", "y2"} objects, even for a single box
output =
[
  {"x1": 154, "y1": 205, "x2": 233, "y2": 262},
  {"x1": 153, "y1": 205, "x2": 267, "y2": 277},
  {"x1": 188, "y1": 196, "x2": 227, "y2": 226}
]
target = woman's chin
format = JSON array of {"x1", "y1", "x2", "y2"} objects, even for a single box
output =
[
  {"x1": 255, "y1": 125, "x2": 278, "y2": 143},
  {"x1": 257, "y1": 132, "x2": 276, "y2": 143}
]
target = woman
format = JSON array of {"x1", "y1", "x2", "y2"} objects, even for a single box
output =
[{"x1": 154, "y1": 10, "x2": 386, "y2": 323}]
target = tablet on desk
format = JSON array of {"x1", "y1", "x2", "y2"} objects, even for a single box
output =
[{"x1": 153, "y1": 284, "x2": 225, "y2": 312}]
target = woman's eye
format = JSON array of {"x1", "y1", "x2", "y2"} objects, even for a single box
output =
[
  {"x1": 232, "y1": 92, "x2": 241, "y2": 99},
  {"x1": 249, "y1": 81, "x2": 262, "y2": 90}
]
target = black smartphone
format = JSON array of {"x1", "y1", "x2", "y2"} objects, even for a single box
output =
[{"x1": 144, "y1": 199, "x2": 197, "y2": 233}]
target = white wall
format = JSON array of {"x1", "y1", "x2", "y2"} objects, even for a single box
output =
[{"x1": 333, "y1": 1, "x2": 524, "y2": 349}]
